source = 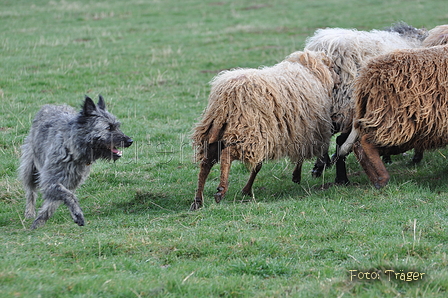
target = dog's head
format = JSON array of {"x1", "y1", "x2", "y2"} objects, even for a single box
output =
[{"x1": 78, "y1": 95, "x2": 133, "y2": 161}]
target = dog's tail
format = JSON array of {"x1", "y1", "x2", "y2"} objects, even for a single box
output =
[
  {"x1": 19, "y1": 142, "x2": 35, "y2": 183},
  {"x1": 19, "y1": 140, "x2": 39, "y2": 218}
]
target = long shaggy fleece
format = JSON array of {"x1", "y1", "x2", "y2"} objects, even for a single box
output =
[
  {"x1": 192, "y1": 51, "x2": 335, "y2": 170},
  {"x1": 354, "y1": 45, "x2": 448, "y2": 152},
  {"x1": 304, "y1": 25, "x2": 426, "y2": 133}
]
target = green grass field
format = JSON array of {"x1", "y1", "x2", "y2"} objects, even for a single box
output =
[{"x1": 1, "y1": 0, "x2": 448, "y2": 297}]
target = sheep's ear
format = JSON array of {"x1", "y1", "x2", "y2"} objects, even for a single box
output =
[
  {"x1": 97, "y1": 94, "x2": 106, "y2": 110},
  {"x1": 83, "y1": 96, "x2": 97, "y2": 116}
]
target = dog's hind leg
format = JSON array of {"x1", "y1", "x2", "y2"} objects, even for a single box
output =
[
  {"x1": 32, "y1": 183, "x2": 85, "y2": 229},
  {"x1": 24, "y1": 183, "x2": 38, "y2": 219},
  {"x1": 241, "y1": 163, "x2": 262, "y2": 196},
  {"x1": 190, "y1": 142, "x2": 220, "y2": 211},
  {"x1": 31, "y1": 198, "x2": 63, "y2": 229}
]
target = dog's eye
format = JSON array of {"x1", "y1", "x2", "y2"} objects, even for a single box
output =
[{"x1": 106, "y1": 125, "x2": 113, "y2": 131}]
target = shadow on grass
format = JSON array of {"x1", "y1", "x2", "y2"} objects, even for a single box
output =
[
  {"x1": 380, "y1": 158, "x2": 448, "y2": 192},
  {"x1": 112, "y1": 190, "x2": 191, "y2": 214}
]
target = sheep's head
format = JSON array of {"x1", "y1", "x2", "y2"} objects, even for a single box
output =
[{"x1": 422, "y1": 24, "x2": 448, "y2": 47}]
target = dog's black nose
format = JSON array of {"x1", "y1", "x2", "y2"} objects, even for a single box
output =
[{"x1": 125, "y1": 138, "x2": 133, "y2": 147}]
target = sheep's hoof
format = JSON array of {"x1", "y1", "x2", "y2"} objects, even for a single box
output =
[
  {"x1": 317, "y1": 182, "x2": 334, "y2": 190},
  {"x1": 292, "y1": 176, "x2": 301, "y2": 184},
  {"x1": 214, "y1": 188, "x2": 224, "y2": 203},
  {"x1": 411, "y1": 154, "x2": 423, "y2": 164},
  {"x1": 241, "y1": 188, "x2": 252, "y2": 196},
  {"x1": 311, "y1": 168, "x2": 322, "y2": 178},
  {"x1": 334, "y1": 178, "x2": 350, "y2": 185},
  {"x1": 374, "y1": 178, "x2": 388, "y2": 189},
  {"x1": 190, "y1": 201, "x2": 202, "y2": 211},
  {"x1": 330, "y1": 154, "x2": 338, "y2": 165},
  {"x1": 382, "y1": 155, "x2": 392, "y2": 164},
  {"x1": 214, "y1": 193, "x2": 223, "y2": 203}
]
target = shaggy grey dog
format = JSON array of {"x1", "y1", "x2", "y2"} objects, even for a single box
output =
[{"x1": 19, "y1": 95, "x2": 133, "y2": 229}]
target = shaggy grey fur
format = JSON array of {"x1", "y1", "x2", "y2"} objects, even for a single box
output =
[
  {"x1": 19, "y1": 95, "x2": 133, "y2": 229},
  {"x1": 384, "y1": 21, "x2": 428, "y2": 41}
]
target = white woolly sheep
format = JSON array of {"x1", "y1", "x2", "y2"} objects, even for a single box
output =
[
  {"x1": 338, "y1": 23, "x2": 448, "y2": 158},
  {"x1": 304, "y1": 22, "x2": 428, "y2": 184}
]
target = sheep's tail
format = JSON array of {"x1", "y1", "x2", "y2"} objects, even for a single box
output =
[
  {"x1": 338, "y1": 128, "x2": 359, "y2": 156},
  {"x1": 207, "y1": 122, "x2": 223, "y2": 144}
]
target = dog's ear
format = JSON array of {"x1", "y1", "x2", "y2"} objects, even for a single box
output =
[
  {"x1": 83, "y1": 96, "x2": 97, "y2": 116},
  {"x1": 97, "y1": 94, "x2": 106, "y2": 111}
]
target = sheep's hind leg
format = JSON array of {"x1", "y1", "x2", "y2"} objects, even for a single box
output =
[
  {"x1": 190, "y1": 142, "x2": 220, "y2": 211},
  {"x1": 214, "y1": 146, "x2": 235, "y2": 204},
  {"x1": 241, "y1": 163, "x2": 262, "y2": 196},
  {"x1": 355, "y1": 135, "x2": 390, "y2": 189}
]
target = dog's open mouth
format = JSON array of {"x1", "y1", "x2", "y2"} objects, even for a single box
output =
[
  {"x1": 103, "y1": 139, "x2": 132, "y2": 161},
  {"x1": 111, "y1": 147, "x2": 123, "y2": 158}
]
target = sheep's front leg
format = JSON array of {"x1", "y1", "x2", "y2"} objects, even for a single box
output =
[
  {"x1": 190, "y1": 142, "x2": 220, "y2": 211},
  {"x1": 214, "y1": 146, "x2": 234, "y2": 203},
  {"x1": 292, "y1": 161, "x2": 303, "y2": 184},
  {"x1": 412, "y1": 149, "x2": 424, "y2": 164},
  {"x1": 311, "y1": 154, "x2": 330, "y2": 178},
  {"x1": 241, "y1": 163, "x2": 262, "y2": 196},
  {"x1": 334, "y1": 132, "x2": 351, "y2": 185},
  {"x1": 355, "y1": 135, "x2": 390, "y2": 189}
]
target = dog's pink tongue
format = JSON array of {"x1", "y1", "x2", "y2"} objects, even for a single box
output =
[{"x1": 112, "y1": 148, "x2": 123, "y2": 156}]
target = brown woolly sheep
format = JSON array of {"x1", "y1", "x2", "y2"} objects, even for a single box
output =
[
  {"x1": 190, "y1": 50, "x2": 338, "y2": 210},
  {"x1": 304, "y1": 23, "x2": 428, "y2": 184},
  {"x1": 349, "y1": 44, "x2": 448, "y2": 188}
]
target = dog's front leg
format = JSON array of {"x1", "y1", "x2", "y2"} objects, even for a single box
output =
[{"x1": 32, "y1": 183, "x2": 85, "y2": 229}]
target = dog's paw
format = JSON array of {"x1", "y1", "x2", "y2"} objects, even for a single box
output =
[
  {"x1": 74, "y1": 215, "x2": 85, "y2": 226},
  {"x1": 30, "y1": 218, "x2": 46, "y2": 230},
  {"x1": 24, "y1": 210, "x2": 36, "y2": 219},
  {"x1": 70, "y1": 211, "x2": 85, "y2": 226}
]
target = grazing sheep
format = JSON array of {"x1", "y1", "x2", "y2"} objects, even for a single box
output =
[
  {"x1": 304, "y1": 23, "x2": 427, "y2": 184},
  {"x1": 338, "y1": 24, "x2": 448, "y2": 159},
  {"x1": 190, "y1": 51, "x2": 338, "y2": 210},
  {"x1": 348, "y1": 45, "x2": 448, "y2": 188}
]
